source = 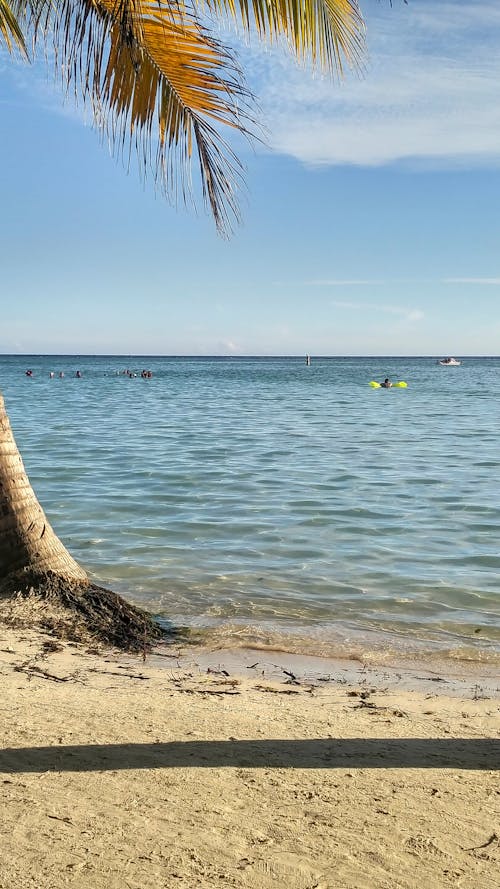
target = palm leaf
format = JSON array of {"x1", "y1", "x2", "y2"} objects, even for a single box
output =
[
  {"x1": 200, "y1": 0, "x2": 366, "y2": 74},
  {"x1": 0, "y1": 0, "x2": 28, "y2": 54}
]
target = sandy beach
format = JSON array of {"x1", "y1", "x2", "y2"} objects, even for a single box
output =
[{"x1": 0, "y1": 621, "x2": 499, "y2": 889}]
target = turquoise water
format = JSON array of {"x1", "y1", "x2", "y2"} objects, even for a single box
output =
[{"x1": 1, "y1": 355, "x2": 499, "y2": 663}]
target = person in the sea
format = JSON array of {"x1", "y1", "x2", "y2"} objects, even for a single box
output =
[{"x1": 380, "y1": 378, "x2": 392, "y2": 388}]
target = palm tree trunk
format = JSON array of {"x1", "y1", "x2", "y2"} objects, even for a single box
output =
[{"x1": 0, "y1": 392, "x2": 87, "y2": 581}]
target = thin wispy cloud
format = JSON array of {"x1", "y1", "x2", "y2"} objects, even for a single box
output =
[
  {"x1": 239, "y1": 1, "x2": 500, "y2": 168},
  {"x1": 1, "y1": 53, "x2": 92, "y2": 125},
  {"x1": 444, "y1": 278, "x2": 500, "y2": 285},
  {"x1": 306, "y1": 279, "x2": 386, "y2": 287},
  {"x1": 297, "y1": 276, "x2": 499, "y2": 290}
]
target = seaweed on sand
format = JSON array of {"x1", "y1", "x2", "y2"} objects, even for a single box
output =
[{"x1": 0, "y1": 569, "x2": 165, "y2": 652}]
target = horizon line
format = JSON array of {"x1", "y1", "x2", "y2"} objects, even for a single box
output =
[{"x1": 1, "y1": 353, "x2": 498, "y2": 360}]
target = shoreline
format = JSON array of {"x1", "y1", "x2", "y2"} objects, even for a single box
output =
[
  {"x1": 152, "y1": 610, "x2": 500, "y2": 671},
  {"x1": 156, "y1": 642, "x2": 500, "y2": 699}
]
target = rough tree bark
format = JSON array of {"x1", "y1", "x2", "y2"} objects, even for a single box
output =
[{"x1": 0, "y1": 392, "x2": 162, "y2": 649}]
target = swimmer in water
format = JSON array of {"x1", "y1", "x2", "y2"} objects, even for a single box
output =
[{"x1": 380, "y1": 378, "x2": 392, "y2": 388}]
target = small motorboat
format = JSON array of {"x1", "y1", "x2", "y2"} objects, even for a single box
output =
[{"x1": 437, "y1": 357, "x2": 461, "y2": 366}]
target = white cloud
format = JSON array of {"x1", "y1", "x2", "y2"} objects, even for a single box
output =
[
  {"x1": 241, "y1": 1, "x2": 500, "y2": 168},
  {"x1": 219, "y1": 340, "x2": 241, "y2": 353}
]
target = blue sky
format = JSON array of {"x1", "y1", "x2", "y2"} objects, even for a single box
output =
[{"x1": 1, "y1": 0, "x2": 499, "y2": 356}]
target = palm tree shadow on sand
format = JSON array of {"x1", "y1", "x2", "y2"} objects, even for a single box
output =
[{"x1": 1, "y1": 738, "x2": 498, "y2": 774}]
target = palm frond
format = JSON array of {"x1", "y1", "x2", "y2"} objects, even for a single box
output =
[
  {"x1": 199, "y1": 0, "x2": 366, "y2": 75},
  {"x1": 0, "y1": 0, "x2": 28, "y2": 55}
]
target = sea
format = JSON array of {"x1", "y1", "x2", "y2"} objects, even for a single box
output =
[{"x1": 1, "y1": 355, "x2": 499, "y2": 666}]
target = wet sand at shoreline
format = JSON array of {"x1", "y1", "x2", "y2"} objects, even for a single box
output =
[
  {"x1": 165, "y1": 643, "x2": 500, "y2": 699},
  {"x1": 0, "y1": 624, "x2": 499, "y2": 889}
]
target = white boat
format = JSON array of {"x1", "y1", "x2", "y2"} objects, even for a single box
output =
[{"x1": 437, "y1": 357, "x2": 461, "y2": 366}]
